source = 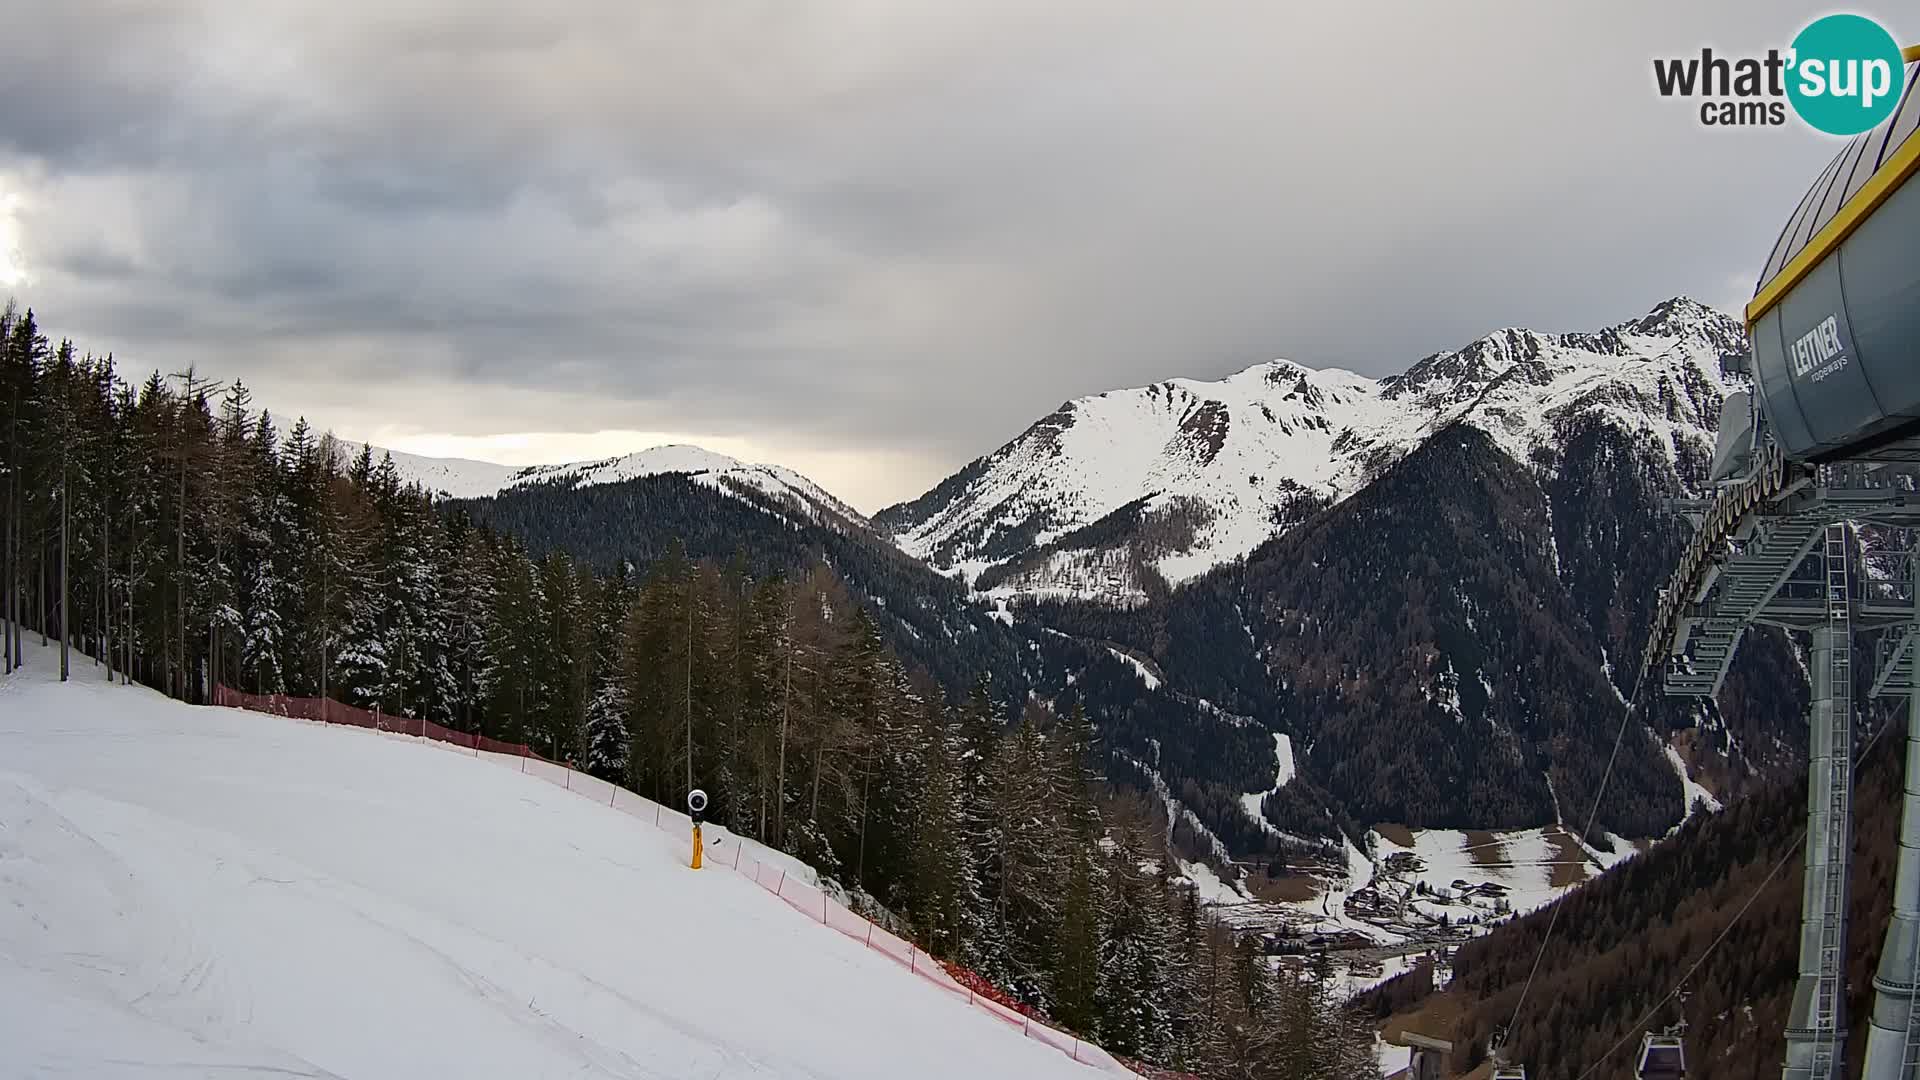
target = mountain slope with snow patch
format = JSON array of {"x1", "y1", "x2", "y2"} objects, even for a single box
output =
[
  {"x1": 381, "y1": 443, "x2": 869, "y2": 530},
  {"x1": 879, "y1": 297, "x2": 1741, "y2": 599}
]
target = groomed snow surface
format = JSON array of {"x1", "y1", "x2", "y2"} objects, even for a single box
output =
[{"x1": 0, "y1": 644, "x2": 1110, "y2": 1079}]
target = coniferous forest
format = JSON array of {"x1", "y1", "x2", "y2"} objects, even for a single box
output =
[
  {"x1": 0, "y1": 306, "x2": 1383, "y2": 1079},
  {"x1": 1434, "y1": 728, "x2": 1907, "y2": 1080}
]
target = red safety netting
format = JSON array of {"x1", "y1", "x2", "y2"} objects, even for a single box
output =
[
  {"x1": 212, "y1": 684, "x2": 1138, "y2": 1076},
  {"x1": 213, "y1": 686, "x2": 559, "y2": 764}
]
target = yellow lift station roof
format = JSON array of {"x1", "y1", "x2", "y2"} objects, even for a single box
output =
[{"x1": 1749, "y1": 52, "x2": 1920, "y2": 327}]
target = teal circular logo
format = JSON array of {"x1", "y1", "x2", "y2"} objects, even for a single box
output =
[{"x1": 1787, "y1": 15, "x2": 1907, "y2": 136}]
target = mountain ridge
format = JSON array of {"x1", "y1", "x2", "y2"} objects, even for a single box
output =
[
  {"x1": 420, "y1": 296, "x2": 1790, "y2": 854},
  {"x1": 898, "y1": 294, "x2": 1802, "y2": 857},
  {"x1": 375, "y1": 442, "x2": 870, "y2": 531},
  {"x1": 877, "y1": 296, "x2": 1741, "y2": 604}
]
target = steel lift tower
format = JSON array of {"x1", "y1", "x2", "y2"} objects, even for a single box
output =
[{"x1": 1647, "y1": 49, "x2": 1920, "y2": 1080}]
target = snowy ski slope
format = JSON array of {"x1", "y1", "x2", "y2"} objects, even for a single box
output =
[{"x1": 0, "y1": 645, "x2": 1106, "y2": 1079}]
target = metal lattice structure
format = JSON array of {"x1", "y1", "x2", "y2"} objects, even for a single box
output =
[
  {"x1": 1810, "y1": 522, "x2": 1854, "y2": 1080},
  {"x1": 1652, "y1": 459, "x2": 1920, "y2": 1080},
  {"x1": 1592, "y1": 45, "x2": 1920, "y2": 1080}
]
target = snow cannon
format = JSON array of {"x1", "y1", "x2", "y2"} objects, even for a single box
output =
[
  {"x1": 687, "y1": 789, "x2": 708, "y2": 870},
  {"x1": 1728, "y1": 51, "x2": 1920, "y2": 468}
]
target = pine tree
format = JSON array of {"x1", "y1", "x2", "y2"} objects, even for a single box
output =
[
  {"x1": 482, "y1": 541, "x2": 541, "y2": 743},
  {"x1": 306, "y1": 433, "x2": 366, "y2": 711},
  {"x1": 236, "y1": 410, "x2": 287, "y2": 692},
  {"x1": 1096, "y1": 822, "x2": 1176, "y2": 1059},
  {"x1": 1053, "y1": 845, "x2": 1102, "y2": 1033},
  {"x1": 974, "y1": 704, "x2": 1076, "y2": 1008},
  {"x1": 624, "y1": 540, "x2": 688, "y2": 799},
  {"x1": 37, "y1": 340, "x2": 88, "y2": 680},
  {"x1": 583, "y1": 670, "x2": 631, "y2": 781},
  {"x1": 392, "y1": 488, "x2": 459, "y2": 721},
  {"x1": 163, "y1": 369, "x2": 221, "y2": 702},
  {"x1": 1, "y1": 308, "x2": 46, "y2": 673},
  {"x1": 739, "y1": 571, "x2": 788, "y2": 840},
  {"x1": 533, "y1": 550, "x2": 587, "y2": 759},
  {"x1": 442, "y1": 522, "x2": 497, "y2": 731},
  {"x1": 908, "y1": 692, "x2": 979, "y2": 958}
]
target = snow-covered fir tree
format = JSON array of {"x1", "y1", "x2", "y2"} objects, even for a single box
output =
[{"x1": 583, "y1": 671, "x2": 630, "y2": 781}]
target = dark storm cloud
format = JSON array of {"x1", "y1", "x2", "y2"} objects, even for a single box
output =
[{"x1": 0, "y1": 1, "x2": 1887, "y2": 506}]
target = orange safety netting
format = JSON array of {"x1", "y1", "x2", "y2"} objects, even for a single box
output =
[{"x1": 213, "y1": 685, "x2": 1137, "y2": 1076}]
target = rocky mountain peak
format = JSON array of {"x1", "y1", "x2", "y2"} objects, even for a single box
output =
[{"x1": 880, "y1": 298, "x2": 1745, "y2": 603}]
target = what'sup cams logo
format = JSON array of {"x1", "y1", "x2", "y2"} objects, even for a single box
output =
[{"x1": 1655, "y1": 14, "x2": 1907, "y2": 134}]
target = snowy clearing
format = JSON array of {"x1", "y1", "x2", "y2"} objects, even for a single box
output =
[
  {"x1": 1367, "y1": 824, "x2": 1637, "y2": 921},
  {"x1": 1107, "y1": 648, "x2": 1162, "y2": 690},
  {"x1": 1333, "y1": 951, "x2": 1418, "y2": 1004},
  {"x1": 1666, "y1": 742, "x2": 1724, "y2": 821},
  {"x1": 1375, "y1": 1036, "x2": 1413, "y2": 1077},
  {"x1": 0, "y1": 645, "x2": 1111, "y2": 1080},
  {"x1": 1237, "y1": 733, "x2": 1295, "y2": 834}
]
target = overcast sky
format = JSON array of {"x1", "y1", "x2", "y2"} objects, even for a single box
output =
[{"x1": 0, "y1": 2, "x2": 1885, "y2": 510}]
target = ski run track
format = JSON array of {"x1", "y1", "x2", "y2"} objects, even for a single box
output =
[{"x1": 0, "y1": 642, "x2": 1128, "y2": 1079}]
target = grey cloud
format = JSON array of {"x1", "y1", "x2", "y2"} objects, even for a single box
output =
[
  {"x1": 48, "y1": 246, "x2": 142, "y2": 283},
  {"x1": 0, "y1": 1, "x2": 1886, "y2": 507}
]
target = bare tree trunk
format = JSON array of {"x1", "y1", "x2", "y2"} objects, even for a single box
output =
[
  {"x1": 59, "y1": 484, "x2": 69, "y2": 680},
  {"x1": 4, "y1": 509, "x2": 14, "y2": 674},
  {"x1": 12, "y1": 498, "x2": 20, "y2": 667},
  {"x1": 684, "y1": 582, "x2": 693, "y2": 799},
  {"x1": 319, "y1": 553, "x2": 329, "y2": 721},
  {"x1": 810, "y1": 744, "x2": 823, "y2": 825},
  {"x1": 2, "y1": 492, "x2": 12, "y2": 675},
  {"x1": 10, "y1": 509, "x2": 18, "y2": 668},
  {"x1": 4, "y1": 394, "x2": 16, "y2": 674},
  {"x1": 101, "y1": 490, "x2": 111, "y2": 679},
  {"x1": 176, "y1": 447, "x2": 185, "y2": 701},
  {"x1": 855, "y1": 743, "x2": 873, "y2": 887},
  {"x1": 14, "y1": 494, "x2": 23, "y2": 668},
  {"x1": 123, "y1": 503, "x2": 135, "y2": 680},
  {"x1": 777, "y1": 627, "x2": 791, "y2": 845}
]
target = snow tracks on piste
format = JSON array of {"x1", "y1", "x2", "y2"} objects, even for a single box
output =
[{"x1": 213, "y1": 685, "x2": 1138, "y2": 1077}]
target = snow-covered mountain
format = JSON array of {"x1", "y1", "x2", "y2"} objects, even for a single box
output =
[
  {"x1": 379, "y1": 443, "x2": 869, "y2": 529},
  {"x1": 877, "y1": 297, "x2": 1744, "y2": 600},
  {"x1": 376, "y1": 448, "x2": 523, "y2": 498}
]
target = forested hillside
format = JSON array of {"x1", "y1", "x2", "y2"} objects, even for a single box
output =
[
  {"x1": 456, "y1": 464, "x2": 1336, "y2": 860},
  {"x1": 1027, "y1": 413, "x2": 1807, "y2": 842},
  {"x1": 1441, "y1": 728, "x2": 1906, "y2": 1079},
  {"x1": 437, "y1": 300, "x2": 1816, "y2": 855},
  {"x1": 0, "y1": 305, "x2": 1382, "y2": 1080},
  {"x1": 453, "y1": 471, "x2": 1032, "y2": 706}
]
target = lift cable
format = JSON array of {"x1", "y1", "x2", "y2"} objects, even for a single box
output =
[
  {"x1": 1569, "y1": 826, "x2": 1801, "y2": 1080},
  {"x1": 1567, "y1": 714, "x2": 1899, "y2": 1080},
  {"x1": 1503, "y1": 681, "x2": 1638, "y2": 1039},
  {"x1": 1506, "y1": 483, "x2": 1812, "y2": 1050}
]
